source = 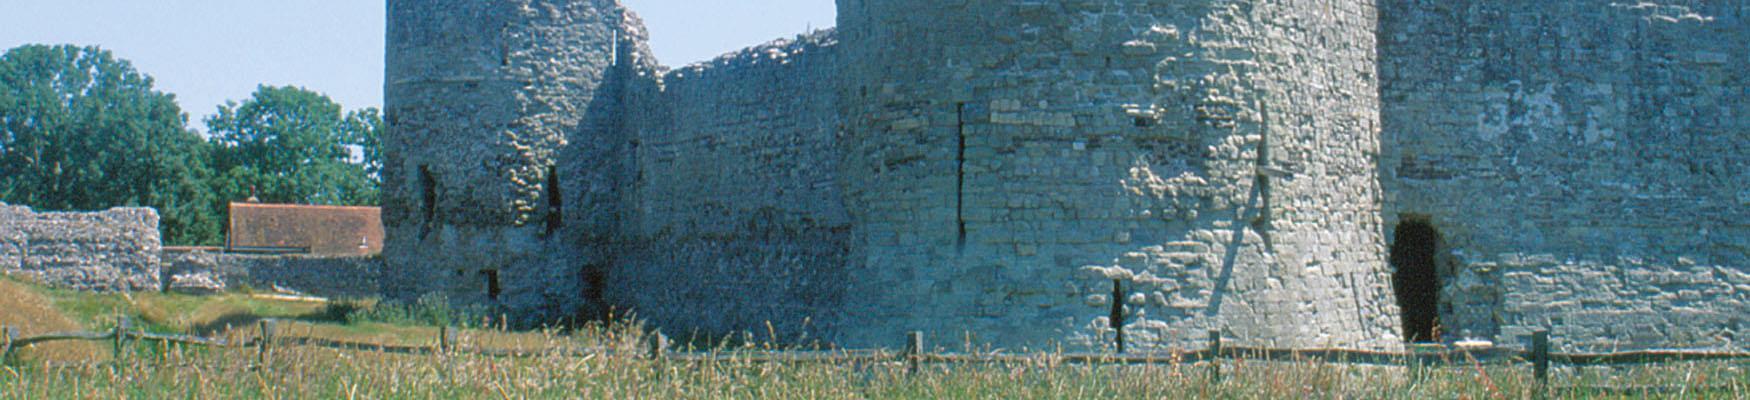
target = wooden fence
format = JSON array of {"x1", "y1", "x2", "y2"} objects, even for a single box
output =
[{"x1": 5, "y1": 319, "x2": 1749, "y2": 391}]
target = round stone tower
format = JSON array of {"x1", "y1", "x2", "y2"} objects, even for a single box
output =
[
  {"x1": 835, "y1": 0, "x2": 1402, "y2": 349},
  {"x1": 382, "y1": 0, "x2": 640, "y2": 322}
]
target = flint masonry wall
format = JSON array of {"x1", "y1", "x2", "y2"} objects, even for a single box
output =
[
  {"x1": 383, "y1": 0, "x2": 655, "y2": 322},
  {"x1": 1379, "y1": 2, "x2": 1750, "y2": 350},
  {"x1": 166, "y1": 251, "x2": 382, "y2": 298},
  {"x1": 0, "y1": 204, "x2": 161, "y2": 291},
  {"x1": 384, "y1": 0, "x2": 1749, "y2": 351},
  {"x1": 0, "y1": 205, "x2": 22, "y2": 271},
  {"x1": 834, "y1": 0, "x2": 1398, "y2": 350},
  {"x1": 612, "y1": 32, "x2": 849, "y2": 341}
]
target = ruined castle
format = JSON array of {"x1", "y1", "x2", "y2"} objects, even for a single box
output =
[{"x1": 380, "y1": 0, "x2": 1749, "y2": 351}]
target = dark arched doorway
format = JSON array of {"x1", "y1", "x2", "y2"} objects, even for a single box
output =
[{"x1": 1390, "y1": 220, "x2": 1441, "y2": 343}]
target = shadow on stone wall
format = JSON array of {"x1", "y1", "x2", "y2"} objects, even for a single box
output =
[{"x1": 166, "y1": 251, "x2": 382, "y2": 299}]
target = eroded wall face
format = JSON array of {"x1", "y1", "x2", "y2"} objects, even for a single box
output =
[
  {"x1": 836, "y1": 0, "x2": 1397, "y2": 350},
  {"x1": 611, "y1": 33, "x2": 850, "y2": 342},
  {"x1": 0, "y1": 204, "x2": 161, "y2": 292},
  {"x1": 166, "y1": 252, "x2": 383, "y2": 298},
  {"x1": 382, "y1": 0, "x2": 643, "y2": 321},
  {"x1": 1380, "y1": 2, "x2": 1750, "y2": 350}
]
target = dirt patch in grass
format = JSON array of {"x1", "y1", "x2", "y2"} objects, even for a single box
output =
[
  {"x1": 3, "y1": 278, "x2": 623, "y2": 362},
  {"x1": 0, "y1": 278, "x2": 103, "y2": 362}
]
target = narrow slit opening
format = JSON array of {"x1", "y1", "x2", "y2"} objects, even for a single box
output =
[
  {"x1": 419, "y1": 165, "x2": 437, "y2": 233},
  {"x1": 483, "y1": 269, "x2": 502, "y2": 301},
  {"x1": 546, "y1": 166, "x2": 563, "y2": 236},
  {"x1": 1110, "y1": 279, "x2": 1126, "y2": 353},
  {"x1": 955, "y1": 102, "x2": 968, "y2": 247}
]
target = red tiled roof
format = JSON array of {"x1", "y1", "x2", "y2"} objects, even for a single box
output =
[{"x1": 227, "y1": 203, "x2": 384, "y2": 256}]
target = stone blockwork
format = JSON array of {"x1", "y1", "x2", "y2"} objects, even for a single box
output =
[
  {"x1": 383, "y1": 0, "x2": 1750, "y2": 352},
  {"x1": 613, "y1": 32, "x2": 850, "y2": 342},
  {"x1": 834, "y1": 0, "x2": 1397, "y2": 350},
  {"x1": 166, "y1": 251, "x2": 382, "y2": 298},
  {"x1": 0, "y1": 205, "x2": 22, "y2": 271},
  {"x1": 0, "y1": 204, "x2": 161, "y2": 292},
  {"x1": 1379, "y1": 2, "x2": 1750, "y2": 351},
  {"x1": 1, "y1": 203, "x2": 382, "y2": 297},
  {"x1": 382, "y1": 0, "x2": 658, "y2": 322}
]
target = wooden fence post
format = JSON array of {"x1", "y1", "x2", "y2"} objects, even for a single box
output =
[
  {"x1": 1532, "y1": 330, "x2": 1550, "y2": 388},
  {"x1": 1207, "y1": 329, "x2": 1222, "y2": 384},
  {"x1": 645, "y1": 330, "x2": 667, "y2": 360},
  {"x1": 257, "y1": 320, "x2": 277, "y2": 369},
  {"x1": 439, "y1": 325, "x2": 453, "y2": 354},
  {"x1": 113, "y1": 317, "x2": 132, "y2": 363},
  {"x1": 1406, "y1": 343, "x2": 1438, "y2": 383},
  {"x1": 1, "y1": 325, "x2": 14, "y2": 361},
  {"x1": 905, "y1": 331, "x2": 924, "y2": 375}
]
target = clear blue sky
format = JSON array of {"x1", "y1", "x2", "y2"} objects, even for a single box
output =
[{"x1": 0, "y1": 0, "x2": 835, "y2": 132}]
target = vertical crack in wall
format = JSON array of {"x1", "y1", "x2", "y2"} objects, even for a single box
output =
[
  {"x1": 956, "y1": 102, "x2": 968, "y2": 248},
  {"x1": 1253, "y1": 106, "x2": 1274, "y2": 248}
]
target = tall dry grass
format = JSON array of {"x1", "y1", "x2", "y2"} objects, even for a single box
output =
[
  {"x1": 5, "y1": 278, "x2": 1747, "y2": 398},
  {"x1": 3, "y1": 321, "x2": 1747, "y2": 399},
  {"x1": 0, "y1": 278, "x2": 103, "y2": 362}
]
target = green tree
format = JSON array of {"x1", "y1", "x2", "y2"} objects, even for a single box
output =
[
  {"x1": 206, "y1": 85, "x2": 379, "y2": 208},
  {"x1": 0, "y1": 44, "x2": 221, "y2": 245},
  {"x1": 345, "y1": 107, "x2": 383, "y2": 183}
]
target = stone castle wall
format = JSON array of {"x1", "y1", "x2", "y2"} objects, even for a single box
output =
[
  {"x1": 0, "y1": 204, "x2": 161, "y2": 292},
  {"x1": 832, "y1": 0, "x2": 1397, "y2": 350},
  {"x1": 382, "y1": 0, "x2": 657, "y2": 322},
  {"x1": 167, "y1": 251, "x2": 383, "y2": 298},
  {"x1": 611, "y1": 32, "x2": 851, "y2": 342},
  {"x1": 1379, "y1": 2, "x2": 1750, "y2": 350},
  {"x1": 381, "y1": 0, "x2": 1750, "y2": 351}
]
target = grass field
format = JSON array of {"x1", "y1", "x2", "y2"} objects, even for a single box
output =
[{"x1": 3, "y1": 277, "x2": 1748, "y2": 399}]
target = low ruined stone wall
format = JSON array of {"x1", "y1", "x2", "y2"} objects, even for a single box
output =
[
  {"x1": 0, "y1": 205, "x2": 26, "y2": 272},
  {"x1": 0, "y1": 204, "x2": 161, "y2": 292},
  {"x1": 167, "y1": 251, "x2": 383, "y2": 298}
]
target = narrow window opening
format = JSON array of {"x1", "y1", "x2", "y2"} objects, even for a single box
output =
[
  {"x1": 419, "y1": 165, "x2": 437, "y2": 222},
  {"x1": 1109, "y1": 279, "x2": 1126, "y2": 353},
  {"x1": 482, "y1": 269, "x2": 502, "y2": 301},
  {"x1": 1391, "y1": 220, "x2": 1442, "y2": 343},
  {"x1": 955, "y1": 102, "x2": 968, "y2": 247},
  {"x1": 546, "y1": 166, "x2": 563, "y2": 236}
]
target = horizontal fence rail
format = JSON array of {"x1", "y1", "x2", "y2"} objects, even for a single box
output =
[
  {"x1": 6, "y1": 322, "x2": 1750, "y2": 392},
  {"x1": 7, "y1": 324, "x2": 1750, "y2": 366}
]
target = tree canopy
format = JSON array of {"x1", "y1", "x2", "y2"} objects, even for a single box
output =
[
  {"x1": 0, "y1": 44, "x2": 381, "y2": 246},
  {"x1": 0, "y1": 44, "x2": 219, "y2": 244},
  {"x1": 206, "y1": 85, "x2": 381, "y2": 207}
]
